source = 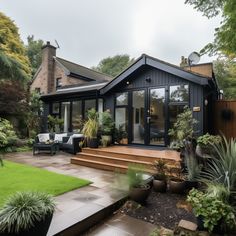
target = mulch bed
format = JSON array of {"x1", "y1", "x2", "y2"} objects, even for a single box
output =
[{"x1": 122, "y1": 190, "x2": 197, "y2": 230}]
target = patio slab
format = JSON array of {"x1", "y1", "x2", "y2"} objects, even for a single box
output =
[{"x1": 3, "y1": 151, "x2": 128, "y2": 236}]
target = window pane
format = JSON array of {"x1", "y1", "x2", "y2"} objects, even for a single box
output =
[
  {"x1": 72, "y1": 101, "x2": 82, "y2": 132},
  {"x1": 84, "y1": 99, "x2": 96, "y2": 118},
  {"x1": 132, "y1": 90, "x2": 145, "y2": 144},
  {"x1": 150, "y1": 88, "x2": 165, "y2": 145},
  {"x1": 115, "y1": 107, "x2": 128, "y2": 135},
  {"x1": 116, "y1": 92, "x2": 128, "y2": 106},
  {"x1": 61, "y1": 102, "x2": 71, "y2": 132},
  {"x1": 169, "y1": 85, "x2": 189, "y2": 102},
  {"x1": 52, "y1": 102, "x2": 60, "y2": 114},
  {"x1": 169, "y1": 104, "x2": 185, "y2": 128}
]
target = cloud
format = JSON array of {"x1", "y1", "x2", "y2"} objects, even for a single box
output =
[{"x1": 1, "y1": 0, "x2": 221, "y2": 67}]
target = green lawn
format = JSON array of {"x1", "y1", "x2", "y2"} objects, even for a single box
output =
[{"x1": 0, "y1": 160, "x2": 91, "y2": 207}]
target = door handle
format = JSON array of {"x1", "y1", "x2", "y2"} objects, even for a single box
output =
[{"x1": 147, "y1": 116, "x2": 151, "y2": 124}]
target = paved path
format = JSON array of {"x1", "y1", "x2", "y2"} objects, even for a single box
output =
[{"x1": 4, "y1": 151, "x2": 155, "y2": 236}]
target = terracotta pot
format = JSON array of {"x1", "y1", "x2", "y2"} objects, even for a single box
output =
[
  {"x1": 153, "y1": 179, "x2": 167, "y2": 193},
  {"x1": 169, "y1": 178, "x2": 186, "y2": 194},
  {"x1": 129, "y1": 184, "x2": 151, "y2": 204},
  {"x1": 0, "y1": 213, "x2": 53, "y2": 236}
]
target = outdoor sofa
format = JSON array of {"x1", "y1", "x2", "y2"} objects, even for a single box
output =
[{"x1": 33, "y1": 132, "x2": 84, "y2": 155}]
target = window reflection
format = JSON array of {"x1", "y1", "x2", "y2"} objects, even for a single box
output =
[
  {"x1": 116, "y1": 92, "x2": 128, "y2": 106},
  {"x1": 170, "y1": 85, "x2": 189, "y2": 102}
]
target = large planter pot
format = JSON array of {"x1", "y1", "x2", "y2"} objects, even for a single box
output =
[
  {"x1": 129, "y1": 184, "x2": 151, "y2": 204},
  {"x1": 0, "y1": 213, "x2": 53, "y2": 236},
  {"x1": 185, "y1": 180, "x2": 199, "y2": 191},
  {"x1": 101, "y1": 135, "x2": 112, "y2": 147},
  {"x1": 88, "y1": 138, "x2": 98, "y2": 148},
  {"x1": 169, "y1": 178, "x2": 186, "y2": 194},
  {"x1": 153, "y1": 179, "x2": 167, "y2": 193}
]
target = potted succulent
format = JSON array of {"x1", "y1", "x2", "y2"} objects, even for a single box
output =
[
  {"x1": 127, "y1": 164, "x2": 151, "y2": 204},
  {"x1": 100, "y1": 110, "x2": 114, "y2": 147},
  {"x1": 82, "y1": 108, "x2": 99, "y2": 148},
  {"x1": 152, "y1": 159, "x2": 168, "y2": 193},
  {"x1": 0, "y1": 191, "x2": 55, "y2": 236},
  {"x1": 187, "y1": 188, "x2": 236, "y2": 234}
]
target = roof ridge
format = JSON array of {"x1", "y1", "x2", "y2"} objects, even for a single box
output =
[{"x1": 56, "y1": 57, "x2": 113, "y2": 79}]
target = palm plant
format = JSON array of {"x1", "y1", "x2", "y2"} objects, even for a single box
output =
[
  {"x1": 0, "y1": 191, "x2": 55, "y2": 234},
  {"x1": 201, "y1": 136, "x2": 236, "y2": 193}
]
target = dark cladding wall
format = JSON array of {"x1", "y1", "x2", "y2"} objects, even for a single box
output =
[{"x1": 103, "y1": 65, "x2": 205, "y2": 135}]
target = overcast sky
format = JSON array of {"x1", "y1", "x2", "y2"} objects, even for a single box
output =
[{"x1": 1, "y1": 0, "x2": 221, "y2": 67}]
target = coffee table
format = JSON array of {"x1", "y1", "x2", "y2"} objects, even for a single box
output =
[{"x1": 33, "y1": 142, "x2": 59, "y2": 156}]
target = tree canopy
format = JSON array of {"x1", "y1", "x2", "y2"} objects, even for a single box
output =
[
  {"x1": 214, "y1": 58, "x2": 236, "y2": 99},
  {"x1": 26, "y1": 35, "x2": 44, "y2": 76},
  {"x1": 185, "y1": 0, "x2": 236, "y2": 57},
  {"x1": 0, "y1": 12, "x2": 31, "y2": 81},
  {"x1": 92, "y1": 54, "x2": 135, "y2": 77}
]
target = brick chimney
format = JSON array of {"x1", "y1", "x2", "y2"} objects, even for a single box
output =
[
  {"x1": 41, "y1": 41, "x2": 57, "y2": 93},
  {"x1": 180, "y1": 56, "x2": 188, "y2": 67}
]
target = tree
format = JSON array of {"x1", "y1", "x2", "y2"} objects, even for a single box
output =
[
  {"x1": 26, "y1": 35, "x2": 44, "y2": 76},
  {"x1": 0, "y1": 12, "x2": 31, "y2": 81},
  {"x1": 214, "y1": 58, "x2": 236, "y2": 99},
  {"x1": 92, "y1": 54, "x2": 135, "y2": 77},
  {"x1": 185, "y1": 0, "x2": 236, "y2": 57}
]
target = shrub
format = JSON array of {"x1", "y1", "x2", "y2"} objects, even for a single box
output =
[
  {"x1": 0, "y1": 191, "x2": 55, "y2": 234},
  {"x1": 47, "y1": 115, "x2": 64, "y2": 133},
  {"x1": 187, "y1": 188, "x2": 236, "y2": 233},
  {"x1": 127, "y1": 164, "x2": 146, "y2": 188},
  {"x1": 197, "y1": 133, "x2": 222, "y2": 147},
  {"x1": 201, "y1": 136, "x2": 236, "y2": 193},
  {"x1": 100, "y1": 110, "x2": 114, "y2": 135}
]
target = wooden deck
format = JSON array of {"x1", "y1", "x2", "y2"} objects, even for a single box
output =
[{"x1": 71, "y1": 146, "x2": 181, "y2": 174}]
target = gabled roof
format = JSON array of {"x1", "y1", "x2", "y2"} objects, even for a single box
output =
[
  {"x1": 100, "y1": 54, "x2": 210, "y2": 95},
  {"x1": 55, "y1": 57, "x2": 112, "y2": 82}
]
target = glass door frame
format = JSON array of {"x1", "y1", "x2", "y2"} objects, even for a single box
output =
[{"x1": 146, "y1": 86, "x2": 168, "y2": 146}]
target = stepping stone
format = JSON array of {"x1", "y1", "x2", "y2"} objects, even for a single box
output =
[{"x1": 178, "y1": 219, "x2": 198, "y2": 231}]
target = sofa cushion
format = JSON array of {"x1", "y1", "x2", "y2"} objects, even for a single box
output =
[
  {"x1": 67, "y1": 134, "x2": 84, "y2": 145},
  {"x1": 54, "y1": 133, "x2": 67, "y2": 142},
  {"x1": 38, "y1": 133, "x2": 50, "y2": 143}
]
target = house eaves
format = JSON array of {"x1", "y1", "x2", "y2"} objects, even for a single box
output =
[{"x1": 100, "y1": 54, "x2": 210, "y2": 95}]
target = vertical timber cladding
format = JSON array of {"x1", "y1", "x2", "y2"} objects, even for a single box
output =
[
  {"x1": 189, "y1": 83, "x2": 204, "y2": 136},
  {"x1": 213, "y1": 100, "x2": 236, "y2": 139}
]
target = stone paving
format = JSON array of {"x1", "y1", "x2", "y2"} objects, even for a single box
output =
[{"x1": 4, "y1": 151, "x2": 156, "y2": 236}]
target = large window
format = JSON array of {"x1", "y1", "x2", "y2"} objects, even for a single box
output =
[
  {"x1": 116, "y1": 92, "x2": 128, "y2": 106},
  {"x1": 72, "y1": 101, "x2": 82, "y2": 131},
  {"x1": 61, "y1": 102, "x2": 71, "y2": 132},
  {"x1": 169, "y1": 84, "x2": 189, "y2": 128},
  {"x1": 84, "y1": 99, "x2": 96, "y2": 119}
]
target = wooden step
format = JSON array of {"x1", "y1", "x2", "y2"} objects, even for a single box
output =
[
  {"x1": 71, "y1": 157, "x2": 129, "y2": 173},
  {"x1": 77, "y1": 153, "x2": 152, "y2": 167},
  {"x1": 82, "y1": 148, "x2": 180, "y2": 166}
]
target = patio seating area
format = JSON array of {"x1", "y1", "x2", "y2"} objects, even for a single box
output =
[{"x1": 33, "y1": 133, "x2": 84, "y2": 155}]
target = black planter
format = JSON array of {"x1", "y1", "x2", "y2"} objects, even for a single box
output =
[
  {"x1": 0, "y1": 213, "x2": 53, "y2": 236},
  {"x1": 88, "y1": 138, "x2": 98, "y2": 148},
  {"x1": 129, "y1": 184, "x2": 151, "y2": 204},
  {"x1": 169, "y1": 179, "x2": 186, "y2": 194},
  {"x1": 185, "y1": 180, "x2": 199, "y2": 190},
  {"x1": 153, "y1": 179, "x2": 167, "y2": 193}
]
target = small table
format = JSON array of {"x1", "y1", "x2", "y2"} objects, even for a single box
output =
[{"x1": 33, "y1": 142, "x2": 59, "y2": 156}]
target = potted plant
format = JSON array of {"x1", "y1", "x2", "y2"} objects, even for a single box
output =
[
  {"x1": 114, "y1": 125, "x2": 128, "y2": 145},
  {"x1": 152, "y1": 159, "x2": 168, "y2": 193},
  {"x1": 82, "y1": 108, "x2": 99, "y2": 148},
  {"x1": 168, "y1": 168, "x2": 186, "y2": 194},
  {"x1": 127, "y1": 164, "x2": 151, "y2": 204},
  {"x1": 184, "y1": 142, "x2": 202, "y2": 190},
  {"x1": 187, "y1": 188, "x2": 236, "y2": 233},
  {"x1": 196, "y1": 133, "x2": 222, "y2": 158},
  {"x1": 0, "y1": 191, "x2": 55, "y2": 236},
  {"x1": 100, "y1": 110, "x2": 114, "y2": 147}
]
